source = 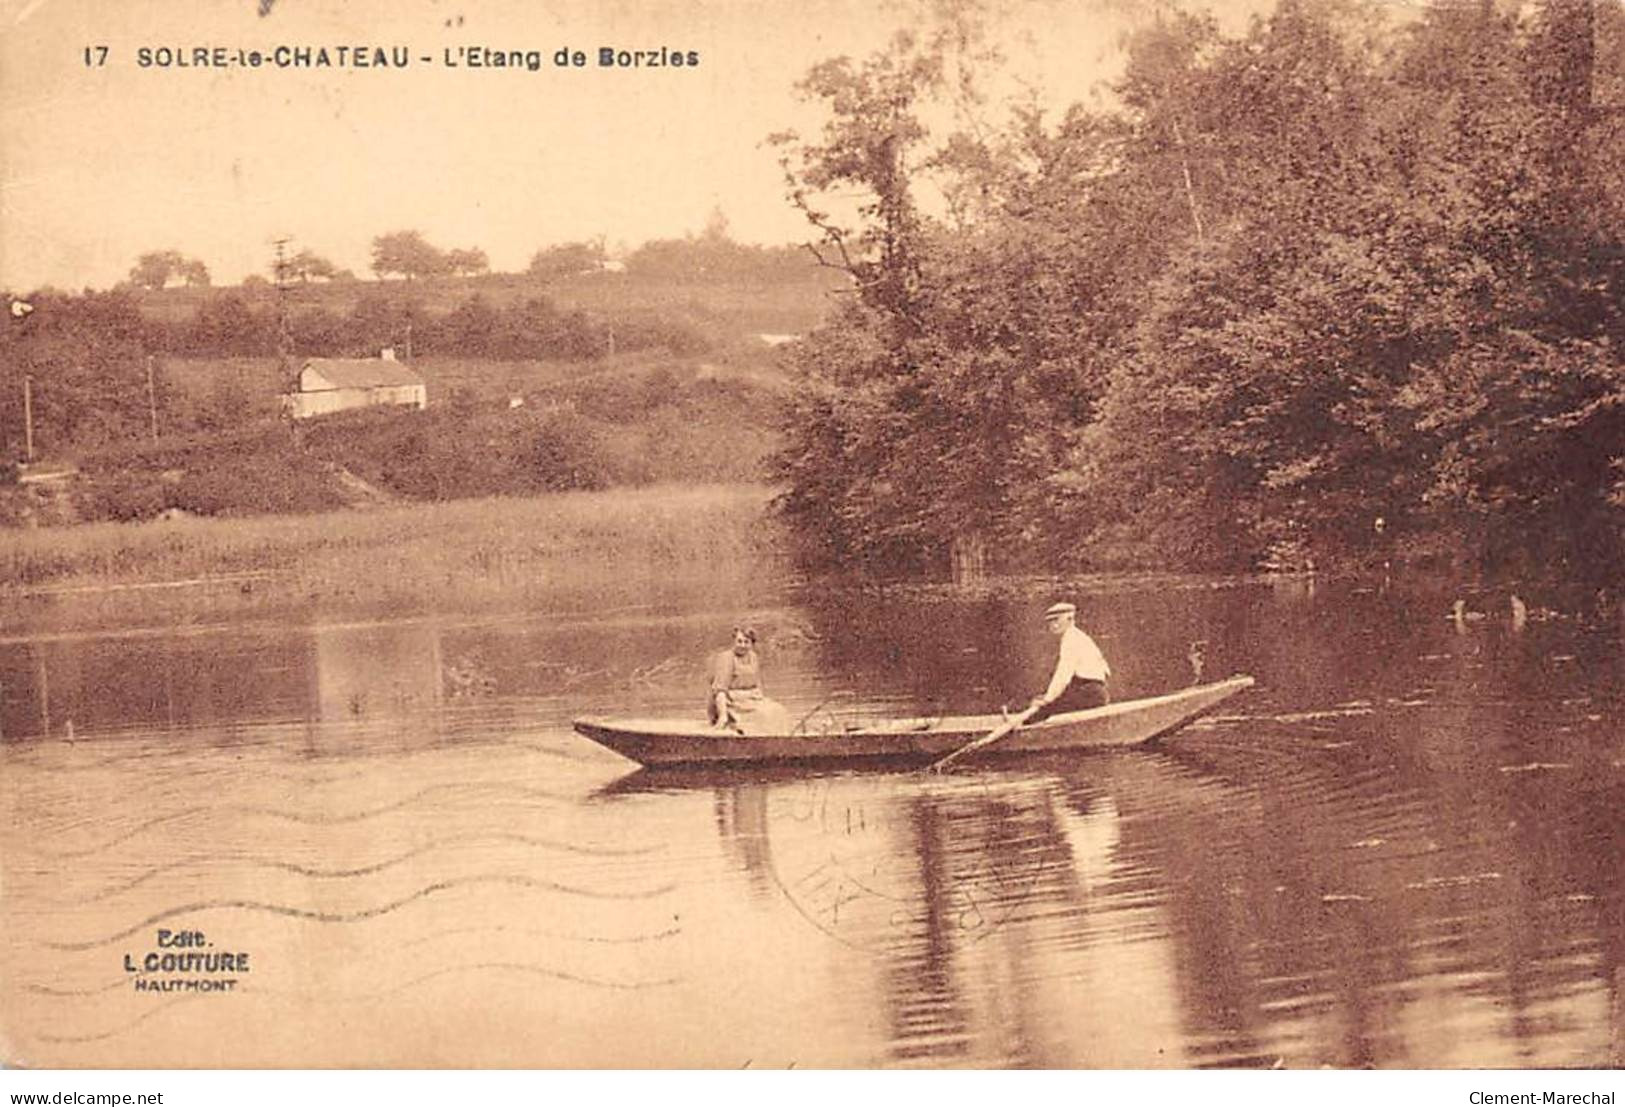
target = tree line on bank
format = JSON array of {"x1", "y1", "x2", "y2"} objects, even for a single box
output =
[
  {"x1": 361, "y1": 219, "x2": 811, "y2": 282},
  {"x1": 770, "y1": 0, "x2": 1624, "y2": 584},
  {"x1": 122, "y1": 217, "x2": 813, "y2": 291}
]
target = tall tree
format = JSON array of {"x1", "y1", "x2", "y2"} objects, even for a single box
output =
[
  {"x1": 445, "y1": 247, "x2": 490, "y2": 277},
  {"x1": 371, "y1": 231, "x2": 448, "y2": 281},
  {"x1": 287, "y1": 249, "x2": 338, "y2": 283},
  {"x1": 770, "y1": 29, "x2": 944, "y2": 344},
  {"x1": 128, "y1": 250, "x2": 208, "y2": 290},
  {"x1": 176, "y1": 258, "x2": 211, "y2": 288},
  {"x1": 528, "y1": 240, "x2": 606, "y2": 279}
]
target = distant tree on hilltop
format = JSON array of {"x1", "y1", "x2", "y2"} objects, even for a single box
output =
[
  {"x1": 287, "y1": 249, "x2": 338, "y2": 283},
  {"x1": 128, "y1": 250, "x2": 211, "y2": 290},
  {"x1": 371, "y1": 231, "x2": 448, "y2": 281},
  {"x1": 446, "y1": 247, "x2": 490, "y2": 277},
  {"x1": 176, "y1": 259, "x2": 211, "y2": 288},
  {"x1": 528, "y1": 240, "x2": 606, "y2": 279},
  {"x1": 626, "y1": 211, "x2": 811, "y2": 281}
]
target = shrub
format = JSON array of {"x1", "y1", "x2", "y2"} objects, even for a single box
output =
[
  {"x1": 170, "y1": 456, "x2": 344, "y2": 516},
  {"x1": 75, "y1": 472, "x2": 171, "y2": 522},
  {"x1": 530, "y1": 413, "x2": 610, "y2": 491}
]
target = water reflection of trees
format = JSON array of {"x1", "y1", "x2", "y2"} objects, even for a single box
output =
[
  {"x1": 708, "y1": 741, "x2": 1619, "y2": 1067},
  {"x1": 1145, "y1": 730, "x2": 1623, "y2": 1068}
]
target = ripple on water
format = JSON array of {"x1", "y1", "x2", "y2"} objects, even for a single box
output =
[{"x1": 2, "y1": 586, "x2": 1620, "y2": 1067}]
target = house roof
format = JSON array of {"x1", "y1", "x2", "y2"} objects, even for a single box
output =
[{"x1": 301, "y1": 358, "x2": 423, "y2": 389}]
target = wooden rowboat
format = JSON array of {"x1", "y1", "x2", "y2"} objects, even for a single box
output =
[{"x1": 574, "y1": 675, "x2": 1254, "y2": 768}]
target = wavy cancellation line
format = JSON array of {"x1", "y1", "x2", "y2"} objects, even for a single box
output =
[
  {"x1": 343, "y1": 960, "x2": 683, "y2": 998},
  {"x1": 21, "y1": 781, "x2": 597, "y2": 860},
  {"x1": 399, "y1": 922, "x2": 684, "y2": 950},
  {"x1": 29, "y1": 959, "x2": 682, "y2": 1046},
  {"x1": 31, "y1": 995, "x2": 204, "y2": 1045},
  {"x1": 5, "y1": 747, "x2": 374, "y2": 789},
  {"x1": 44, "y1": 830, "x2": 665, "y2": 904},
  {"x1": 41, "y1": 872, "x2": 679, "y2": 951},
  {"x1": 3, "y1": 721, "x2": 356, "y2": 770},
  {"x1": 24, "y1": 976, "x2": 131, "y2": 998},
  {"x1": 6, "y1": 727, "x2": 596, "y2": 787}
]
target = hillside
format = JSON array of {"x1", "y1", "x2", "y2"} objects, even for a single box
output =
[
  {"x1": 1, "y1": 251, "x2": 845, "y2": 521},
  {"x1": 25, "y1": 360, "x2": 789, "y2": 525},
  {"x1": 2, "y1": 263, "x2": 834, "y2": 525}
]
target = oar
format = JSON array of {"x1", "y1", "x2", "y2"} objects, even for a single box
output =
[{"x1": 927, "y1": 705, "x2": 1039, "y2": 774}]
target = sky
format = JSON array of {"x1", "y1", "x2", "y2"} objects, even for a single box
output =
[{"x1": 0, "y1": 0, "x2": 1286, "y2": 291}]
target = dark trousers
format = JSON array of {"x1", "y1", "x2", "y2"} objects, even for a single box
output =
[{"x1": 1027, "y1": 678, "x2": 1109, "y2": 723}]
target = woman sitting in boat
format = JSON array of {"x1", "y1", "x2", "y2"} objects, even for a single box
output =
[{"x1": 708, "y1": 627, "x2": 791, "y2": 735}]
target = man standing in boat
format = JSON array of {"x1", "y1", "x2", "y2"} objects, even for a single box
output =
[{"x1": 1026, "y1": 602, "x2": 1111, "y2": 722}]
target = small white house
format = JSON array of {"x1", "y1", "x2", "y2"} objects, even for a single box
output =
[{"x1": 283, "y1": 351, "x2": 427, "y2": 419}]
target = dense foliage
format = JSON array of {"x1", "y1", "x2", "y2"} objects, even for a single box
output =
[{"x1": 772, "y1": 0, "x2": 1625, "y2": 583}]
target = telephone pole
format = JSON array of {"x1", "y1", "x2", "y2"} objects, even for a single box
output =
[
  {"x1": 271, "y1": 235, "x2": 294, "y2": 388},
  {"x1": 23, "y1": 375, "x2": 34, "y2": 463},
  {"x1": 9, "y1": 298, "x2": 35, "y2": 463},
  {"x1": 145, "y1": 355, "x2": 159, "y2": 442}
]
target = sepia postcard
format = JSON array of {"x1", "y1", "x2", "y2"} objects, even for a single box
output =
[{"x1": 1, "y1": 0, "x2": 1621, "y2": 1078}]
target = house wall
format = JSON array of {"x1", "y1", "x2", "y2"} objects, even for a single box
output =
[{"x1": 283, "y1": 383, "x2": 427, "y2": 420}]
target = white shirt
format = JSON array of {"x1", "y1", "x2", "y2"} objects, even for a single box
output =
[{"x1": 1044, "y1": 624, "x2": 1111, "y2": 701}]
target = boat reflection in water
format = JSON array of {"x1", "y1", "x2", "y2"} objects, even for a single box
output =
[{"x1": 608, "y1": 756, "x2": 1244, "y2": 1066}]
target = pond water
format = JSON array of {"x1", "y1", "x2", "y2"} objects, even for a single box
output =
[{"x1": 2, "y1": 577, "x2": 1621, "y2": 1067}]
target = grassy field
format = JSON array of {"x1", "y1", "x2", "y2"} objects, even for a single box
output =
[{"x1": 0, "y1": 484, "x2": 787, "y2": 629}]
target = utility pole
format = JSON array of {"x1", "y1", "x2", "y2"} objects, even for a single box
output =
[
  {"x1": 145, "y1": 355, "x2": 159, "y2": 442},
  {"x1": 23, "y1": 375, "x2": 34, "y2": 463},
  {"x1": 271, "y1": 234, "x2": 294, "y2": 388},
  {"x1": 9, "y1": 298, "x2": 35, "y2": 464}
]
